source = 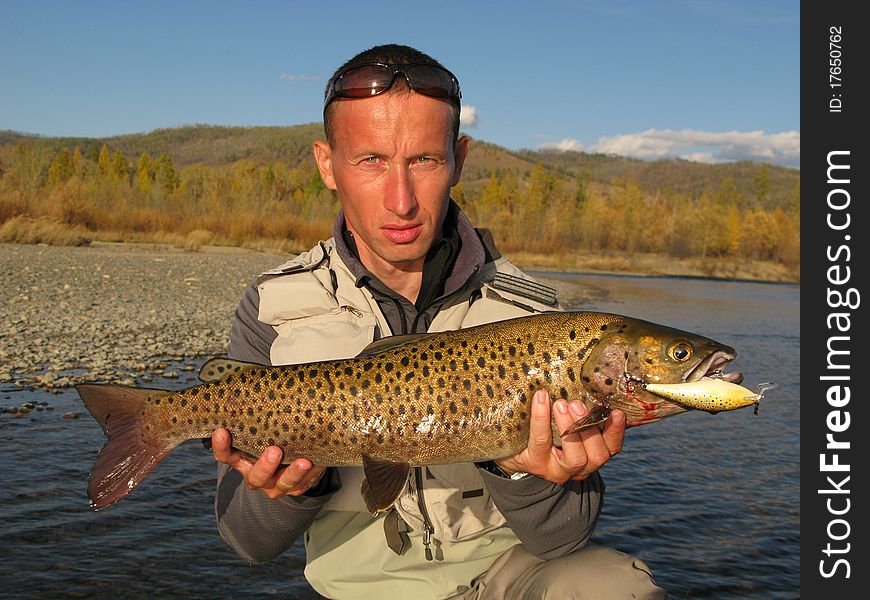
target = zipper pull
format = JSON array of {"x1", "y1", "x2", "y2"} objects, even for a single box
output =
[{"x1": 422, "y1": 526, "x2": 434, "y2": 561}]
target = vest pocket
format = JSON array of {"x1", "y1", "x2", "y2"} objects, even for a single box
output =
[
  {"x1": 270, "y1": 309, "x2": 378, "y2": 365},
  {"x1": 412, "y1": 464, "x2": 507, "y2": 541}
]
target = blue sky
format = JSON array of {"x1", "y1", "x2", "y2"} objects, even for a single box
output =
[{"x1": 0, "y1": 0, "x2": 800, "y2": 167}]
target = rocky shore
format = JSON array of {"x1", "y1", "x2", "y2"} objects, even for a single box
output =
[{"x1": 1, "y1": 242, "x2": 286, "y2": 392}]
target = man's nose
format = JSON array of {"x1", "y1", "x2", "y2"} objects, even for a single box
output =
[{"x1": 383, "y1": 166, "x2": 417, "y2": 217}]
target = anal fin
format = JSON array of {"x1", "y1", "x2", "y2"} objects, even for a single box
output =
[{"x1": 360, "y1": 455, "x2": 411, "y2": 516}]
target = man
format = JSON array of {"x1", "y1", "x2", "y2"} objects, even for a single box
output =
[{"x1": 211, "y1": 44, "x2": 667, "y2": 599}]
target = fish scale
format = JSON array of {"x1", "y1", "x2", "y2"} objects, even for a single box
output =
[{"x1": 76, "y1": 310, "x2": 758, "y2": 513}]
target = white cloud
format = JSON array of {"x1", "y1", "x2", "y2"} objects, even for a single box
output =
[
  {"x1": 539, "y1": 138, "x2": 585, "y2": 152},
  {"x1": 460, "y1": 105, "x2": 480, "y2": 128},
  {"x1": 588, "y1": 128, "x2": 800, "y2": 168},
  {"x1": 279, "y1": 74, "x2": 321, "y2": 81}
]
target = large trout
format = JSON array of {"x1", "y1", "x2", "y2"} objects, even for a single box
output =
[{"x1": 76, "y1": 311, "x2": 763, "y2": 512}]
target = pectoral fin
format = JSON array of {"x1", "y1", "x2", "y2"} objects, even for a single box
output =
[
  {"x1": 360, "y1": 455, "x2": 411, "y2": 516},
  {"x1": 560, "y1": 403, "x2": 611, "y2": 437}
]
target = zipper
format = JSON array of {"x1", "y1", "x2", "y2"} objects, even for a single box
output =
[{"x1": 414, "y1": 467, "x2": 436, "y2": 561}]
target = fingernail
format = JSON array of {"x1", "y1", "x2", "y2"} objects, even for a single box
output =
[
  {"x1": 267, "y1": 447, "x2": 281, "y2": 461},
  {"x1": 555, "y1": 400, "x2": 568, "y2": 414},
  {"x1": 569, "y1": 401, "x2": 588, "y2": 417},
  {"x1": 536, "y1": 391, "x2": 549, "y2": 404}
]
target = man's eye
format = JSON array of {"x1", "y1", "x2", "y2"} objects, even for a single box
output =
[{"x1": 364, "y1": 157, "x2": 379, "y2": 164}]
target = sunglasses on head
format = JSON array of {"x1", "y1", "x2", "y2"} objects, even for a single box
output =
[{"x1": 324, "y1": 63, "x2": 461, "y2": 110}]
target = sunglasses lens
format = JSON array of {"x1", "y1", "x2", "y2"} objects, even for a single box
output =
[
  {"x1": 337, "y1": 65, "x2": 395, "y2": 97},
  {"x1": 405, "y1": 65, "x2": 458, "y2": 98}
]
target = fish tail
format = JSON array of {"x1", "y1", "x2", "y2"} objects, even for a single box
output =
[{"x1": 75, "y1": 384, "x2": 179, "y2": 510}]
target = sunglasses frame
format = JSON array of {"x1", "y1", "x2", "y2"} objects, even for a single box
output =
[{"x1": 324, "y1": 62, "x2": 461, "y2": 110}]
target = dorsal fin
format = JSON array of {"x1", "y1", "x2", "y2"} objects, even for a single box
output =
[
  {"x1": 356, "y1": 333, "x2": 431, "y2": 358},
  {"x1": 198, "y1": 357, "x2": 264, "y2": 383}
]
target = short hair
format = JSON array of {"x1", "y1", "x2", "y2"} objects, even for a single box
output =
[{"x1": 323, "y1": 44, "x2": 461, "y2": 144}]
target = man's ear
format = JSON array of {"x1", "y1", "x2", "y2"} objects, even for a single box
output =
[
  {"x1": 312, "y1": 140, "x2": 337, "y2": 190},
  {"x1": 450, "y1": 135, "x2": 471, "y2": 186}
]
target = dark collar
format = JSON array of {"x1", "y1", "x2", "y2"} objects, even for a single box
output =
[{"x1": 334, "y1": 200, "x2": 486, "y2": 309}]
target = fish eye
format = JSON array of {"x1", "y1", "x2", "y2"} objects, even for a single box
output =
[{"x1": 668, "y1": 342, "x2": 693, "y2": 362}]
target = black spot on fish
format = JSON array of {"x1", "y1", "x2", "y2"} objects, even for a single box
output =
[
  {"x1": 605, "y1": 378, "x2": 614, "y2": 386},
  {"x1": 461, "y1": 340, "x2": 468, "y2": 348},
  {"x1": 463, "y1": 380, "x2": 472, "y2": 390},
  {"x1": 437, "y1": 377, "x2": 445, "y2": 387},
  {"x1": 568, "y1": 368, "x2": 576, "y2": 382},
  {"x1": 527, "y1": 343, "x2": 535, "y2": 355},
  {"x1": 427, "y1": 405, "x2": 434, "y2": 415},
  {"x1": 328, "y1": 422, "x2": 335, "y2": 432},
  {"x1": 271, "y1": 371, "x2": 279, "y2": 381},
  {"x1": 362, "y1": 379, "x2": 371, "y2": 389},
  {"x1": 249, "y1": 426, "x2": 257, "y2": 434},
  {"x1": 405, "y1": 372, "x2": 414, "y2": 382},
  {"x1": 422, "y1": 366, "x2": 430, "y2": 377},
  {"x1": 498, "y1": 365, "x2": 506, "y2": 379},
  {"x1": 449, "y1": 360, "x2": 457, "y2": 371},
  {"x1": 521, "y1": 362, "x2": 530, "y2": 373},
  {"x1": 385, "y1": 363, "x2": 394, "y2": 372},
  {"x1": 486, "y1": 384, "x2": 495, "y2": 398},
  {"x1": 253, "y1": 383, "x2": 261, "y2": 393},
  {"x1": 375, "y1": 373, "x2": 383, "y2": 384},
  {"x1": 401, "y1": 356, "x2": 410, "y2": 367},
  {"x1": 508, "y1": 346, "x2": 517, "y2": 357},
  {"x1": 560, "y1": 387, "x2": 569, "y2": 400},
  {"x1": 420, "y1": 352, "x2": 428, "y2": 361},
  {"x1": 349, "y1": 386, "x2": 357, "y2": 396},
  {"x1": 268, "y1": 390, "x2": 276, "y2": 401},
  {"x1": 239, "y1": 374, "x2": 247, "y2": 384},
  {"x1": 307, "y1": 389, "x2": 315, "y2": 399},
  {"x1": 154, "y1": 398, "x2": 161, "y2": 406},
  {"x1": 328, "y1": 404, "x2": 336, "y2": 413},
  {"x1": 375, "y1": 393, "x2": 384, "y2": 404},
  {"x1": 434, "y1": 351, "x2": 442, "y2": 360},
  {"x1": 304, "y1": 409, "x2": 312, "y2": 418},
  {"x1": 171, "y1": 416, "x2": 177, "y2": 423},
  {"x1": 646, "y1": 358, "x2": 654, "y2": 364},
  {"x1": 180, "y1": 398, "x2": 188, "y2": 407}
]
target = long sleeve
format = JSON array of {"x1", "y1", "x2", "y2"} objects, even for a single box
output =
[
  {"x1": 480, "y1": 470, "x2": 605, "y2": 560},
  {"x1": 214, "y1": 281, "x2": 339, "y2": 563}
]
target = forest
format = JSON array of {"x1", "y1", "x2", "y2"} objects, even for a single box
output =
[{"x1": 0, "y1": 124, "x2": 800, "y2": 280}]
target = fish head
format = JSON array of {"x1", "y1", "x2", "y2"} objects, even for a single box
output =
[{"x1": 579, "y1": 317, "x2": 743, "y2": 427}]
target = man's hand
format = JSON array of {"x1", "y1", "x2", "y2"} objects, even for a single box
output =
[
  {"x1": 494, "y1": 390, "x2": 625, "y2": 483},
  {"x1": 212, "y1": 428, "x2": 327, "y2": 499}
]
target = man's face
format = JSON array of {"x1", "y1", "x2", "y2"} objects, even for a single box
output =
[{"x1": 313, "y1": 91, "x2": 469, "y2": 275}]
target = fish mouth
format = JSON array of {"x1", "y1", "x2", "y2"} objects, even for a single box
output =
[{"x1": 685, "y1": 349, "x2": 743, "y2": 384}]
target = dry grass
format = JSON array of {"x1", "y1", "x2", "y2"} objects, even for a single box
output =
[{"x1": 0, "y1": 216, "x2": 92, "y2": 246}]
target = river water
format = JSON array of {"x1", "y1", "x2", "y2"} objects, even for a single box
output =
[{"x1": 0, "y1": 273, "x2": 799, "y2": 599}]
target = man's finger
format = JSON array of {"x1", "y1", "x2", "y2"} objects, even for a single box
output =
[
  {"x1": 527, "y1": 390, "x2": 554, "y2": 458},
  {"x1": 212, "y1": 428, "x2": 247, "y2": 468},
  {"x1": 275, "y1": 458, "x2": 314, "y2": 493},
  {"x1": 556, "y1": 401, "x2": 590, "y2": 470},
  {"x1": 601, "y1": 408, "x2": 626, "y2": 456},
  {"x1": 246, "y1": 446, "x2": 283, "y2": 489}
]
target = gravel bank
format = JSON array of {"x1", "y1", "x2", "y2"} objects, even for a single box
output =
[{"x1": 1, "y1": 242, "x2": 286, "y2": 390}]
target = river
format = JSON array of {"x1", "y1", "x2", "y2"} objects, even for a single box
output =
[{"x1": 0, "y1": 272, "x2": 799, "y2": 599}]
